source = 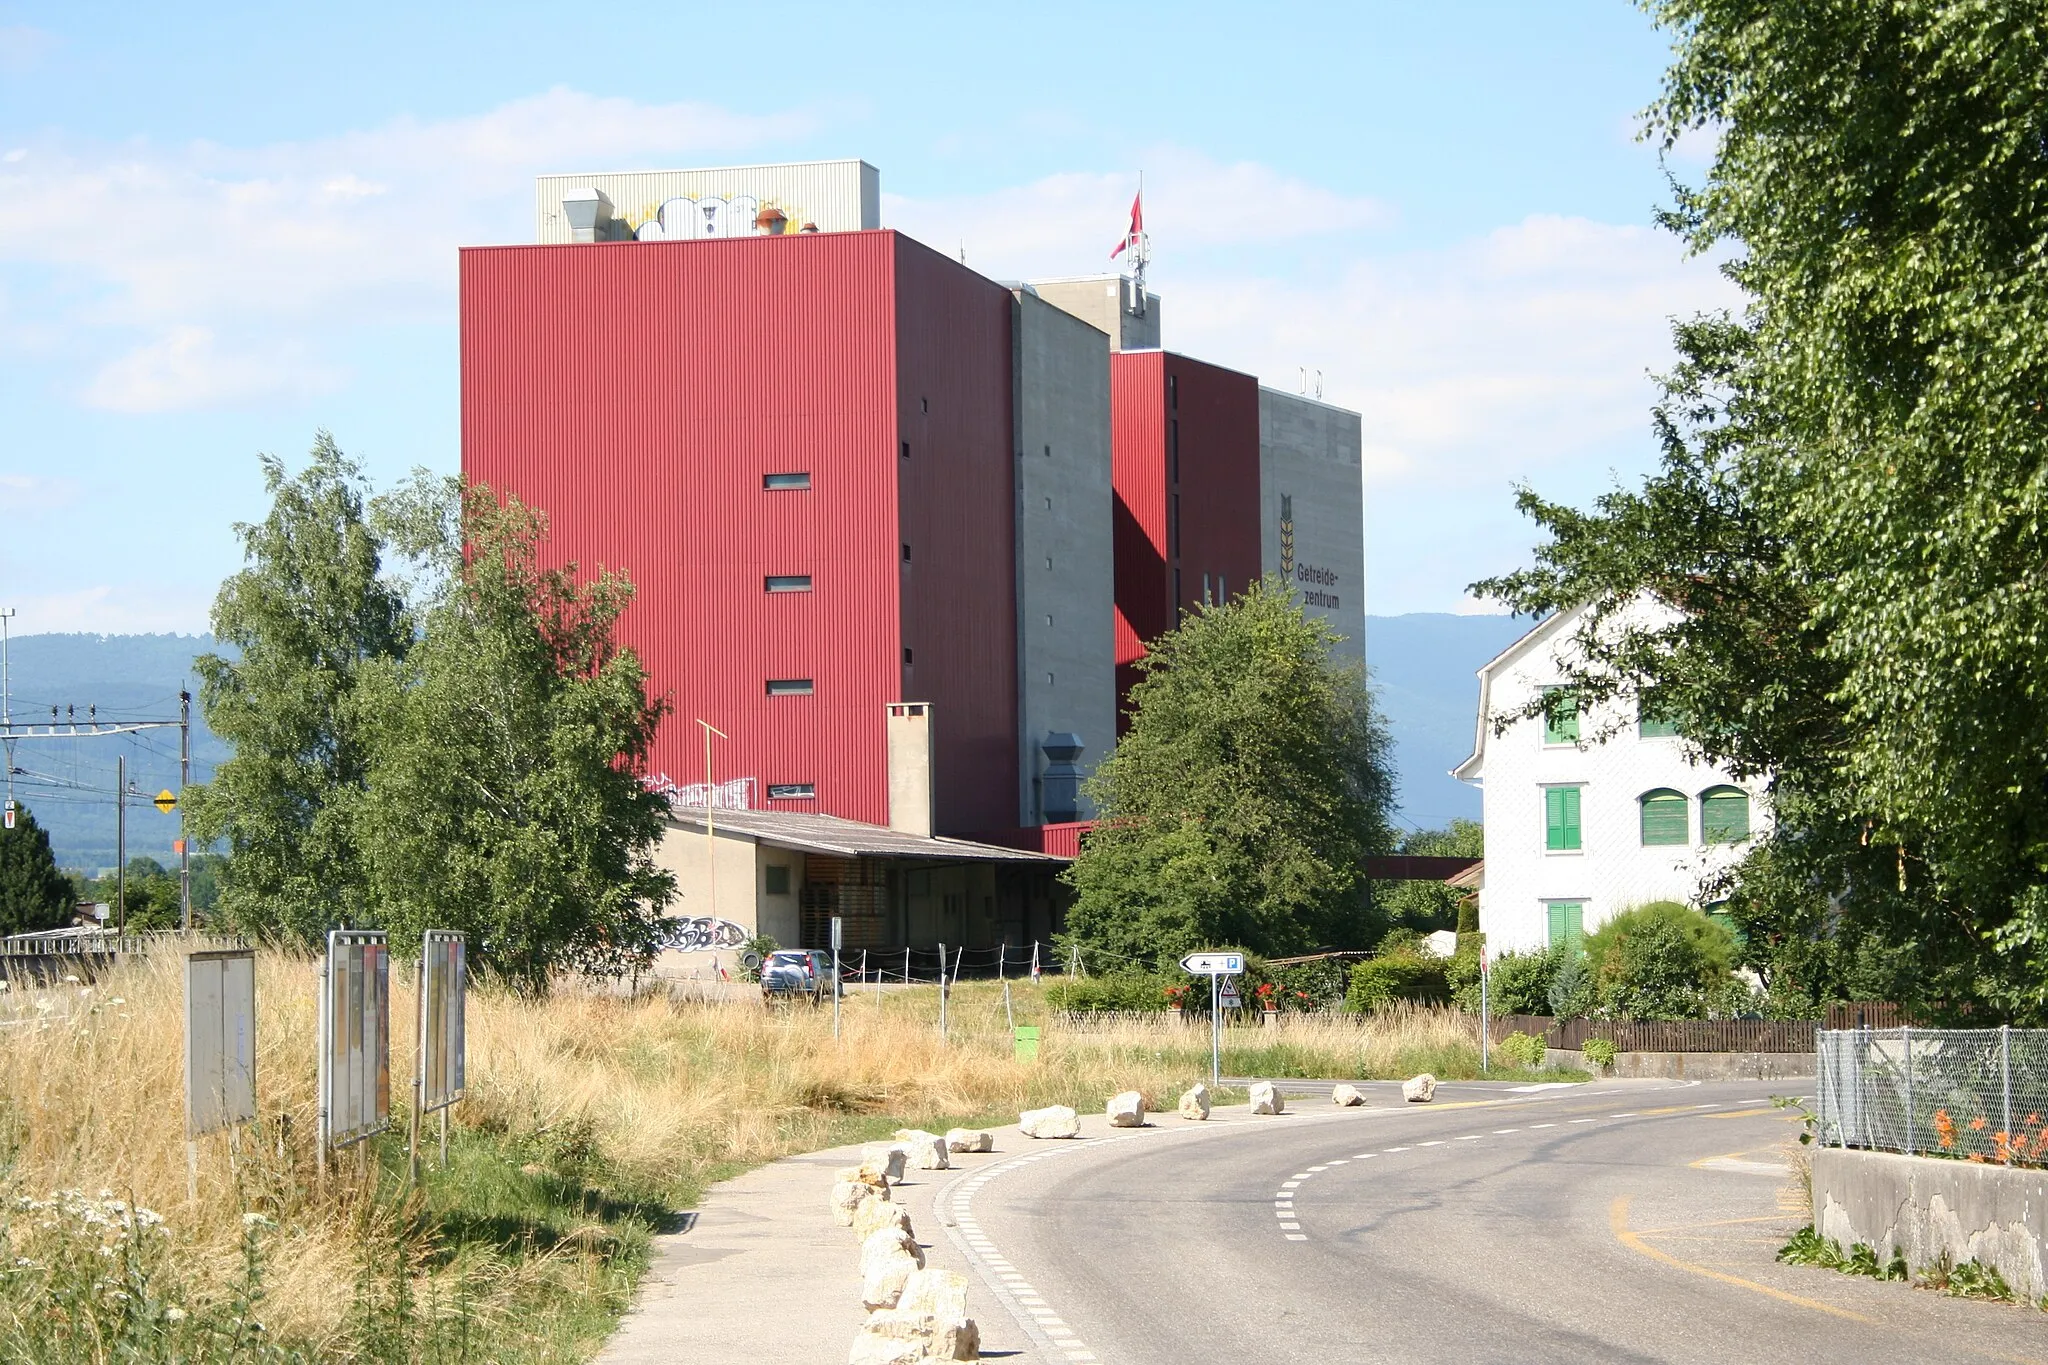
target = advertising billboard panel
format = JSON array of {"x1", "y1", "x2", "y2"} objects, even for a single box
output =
[
  {"x1": 319, "y1": 929, "x2": 391, "y2": 1153},
  {"x1": 419, "y1": 931, "x2": 466, "y2": 1113},
  {"x1": 183, "y1": 949, "x2": 256, "y2": 1139}
]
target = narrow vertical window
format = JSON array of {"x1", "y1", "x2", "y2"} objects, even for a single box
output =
[
  {"x1": 1545, "y1": 900, "x2": 1586, "y2": 949},
  {"x1": 1544, "y1": 786, "x2": 1583, "y2": 852},
  {"x1": 1170, "y1": 420, "x2": 1180, "y2": 482},
  {"x1": 1542, "y1": 687, "x2": 1580, "y2": 744}
]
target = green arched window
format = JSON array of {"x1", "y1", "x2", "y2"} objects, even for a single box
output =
[
  {"x1": 1700, "y1": 786, "x2": 1750, "y2": 844},
  {"x1": 1639, "y1": 789, "x2": 1688, "y2": 846}
]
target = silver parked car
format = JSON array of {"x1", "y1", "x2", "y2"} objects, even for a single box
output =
[{"x1": 760, "y1": 949, "x2": 836, "y2": 1004}]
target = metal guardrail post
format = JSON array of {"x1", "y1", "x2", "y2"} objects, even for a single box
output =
[{"x1": 1903, "y1": 1024, "x2": 1913, "y2": 1155}]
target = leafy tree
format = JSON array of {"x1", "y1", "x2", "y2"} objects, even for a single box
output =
[
  {"x1": 0, "y1": 804, "x2": 75, "y2": 934},
  {"x1": 185, "y1": 434, "x2": 409, "y2": 944},
  {"x1": 1478, "y1": 3, "x2": 2048, "y2": 1020},
  {"x1": 1584, "y1": 902, "x2": 1735, "y2": 1020},
  {"x1": 1375, "y1": 819, "x2": 1482, "y2": 935},
  {"x1": 1062, "y1": 577, "x2": 1396, "y2": 964},
  {"x1": 355, "y1": 483, "x2": 675, "y2": 988}
]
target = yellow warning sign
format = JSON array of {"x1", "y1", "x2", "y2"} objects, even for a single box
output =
[{"x1": 154, "y1": 789, "x2": 177, "y2": 814}]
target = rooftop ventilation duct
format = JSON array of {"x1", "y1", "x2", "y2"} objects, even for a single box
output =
[{"x1": 561, "y1": 187, "x2": 615, "y2": 243}]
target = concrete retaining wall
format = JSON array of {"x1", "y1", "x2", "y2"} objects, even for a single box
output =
[
  {"x1": 1544, "y1": 1047, "x2": 1815, "y2": 1081},
  {"x1": 1812, "y1": 1147, "x2": 2048, "y2": 1301}
]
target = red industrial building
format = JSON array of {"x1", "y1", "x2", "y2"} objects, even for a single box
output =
[{"x1": 461, "y1": 161, "x2": 1364, "y2": 961}]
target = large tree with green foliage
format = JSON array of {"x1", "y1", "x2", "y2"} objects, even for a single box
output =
[
  {"x1": 1478, "y1": 1, "x2": 2048, "y2": 1020},
  {"x1": 186, "y1": 434, "x2": 409, "y2": 942},
  {"x1": 0, "y1": 804, "x2": 75, "y2": 934},
  {"x1": 356, "y1": 483, "x2": 675, "y2": 988},
  {"x1": 188, "y1": 440, "x2": 675, "y2": 985},
  {"x1": 1062, "y1": 577, "x2": 1395, "y2": 964}
]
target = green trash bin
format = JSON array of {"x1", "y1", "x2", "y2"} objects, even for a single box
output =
[{"x1": 1013, "y1": 1025, "x2": 1041, "y2": 1062}]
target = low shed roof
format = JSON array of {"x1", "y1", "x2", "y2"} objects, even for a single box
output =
[{"x1": 663, "y1": 807, "x2": 1064, "y2": 864}]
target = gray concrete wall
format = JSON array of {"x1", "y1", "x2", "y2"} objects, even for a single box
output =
[
  {"x1": 1027, "y1": 275, "x2": 1160, "y2": 351},
  {"x1": 1012, "y1": 292, "x2": 1117, "y2": 825},
  {"x1": 1258, "y1": 389, "x2": 1364, "y2": 669},
  {"x1": 1544, "y1": 1048, "x2": 1817, "y2": 1080},
  {"x1": 1812, "y1": 1147, "x2": 2048, "y2": 1300}
]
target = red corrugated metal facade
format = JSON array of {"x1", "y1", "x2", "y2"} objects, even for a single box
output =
[
  {"x1": 460, "y1": 230, "x2": 1016, "y2": 832},
  {"x1": 1109, "y1": 350, "x2": 1263, "y2": 719}
]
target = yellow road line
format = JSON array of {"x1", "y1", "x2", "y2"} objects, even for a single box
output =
[
  {"x1": 1635, "y1": 1213, "x2": 1791, "y2": 1236},
  {"x1": 1609, "y1": 1196, "x2": 1875, "y2": 1322},
  {"x1": 1702, "y1": 1108, "x2": 1789, "y2": 1120}
]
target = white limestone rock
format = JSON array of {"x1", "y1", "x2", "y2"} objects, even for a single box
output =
[
  {"x1": 897, "y1": 1268, "x2": 970, "y2": 1322},
  {"x1": 1331, "y1": 1084, "x2": 1367, "y2": 1107},
  {"x1": 852, "y1": 1195, "x2": 913, "y2": 1241},
  {"x1": 858, "y1": 1227, "x2": 926, "y2": 1311},
  {"x1": 849, "y1": 1308, "x2": 981, "y2": 1364},
  {"x1": 945, "y1": 1128, "x2": 994, "y2": 1153},
  {"x1": 1018, "y1": 1104, "x2": 1081, "y2": 1139},
  {"x1": 1403, "y1": 1073, "x2": 1438, "y2": 1103},
  {"x1": 1106, "y1": 1090, "x2": 1146, "y2": 1127},
  {"x1": 1178, "y1": 1083, "x2": 1212, "y2": 1120},
  {"x1": 1249, "y1": 1080, "x2": 1285, "y2": 1115},
  {"x1": 831, "y1": 1171, "x2": 889, "y2": 1226},
  {"x1": 892, "y1": 1129, "x2": 952, "y2": 1171},
  {"x1": 862, "y1": 1143, "x2": 909, "y2": 1182}
]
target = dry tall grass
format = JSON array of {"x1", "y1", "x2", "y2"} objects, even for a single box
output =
[{"x1": 0, "y1": 951, "x2": 1515, "y2": 1357}]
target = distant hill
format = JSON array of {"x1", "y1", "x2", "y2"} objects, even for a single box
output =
[
  {"x1": 2, "y1": 634, "x2": 226, "y2": 870},
  {"x1": 1, "y1": 617, "x2": 1526, "y2": 865},
  {"x1": 1366, "y1": 612, "x2": 1532, "y2": 834}
]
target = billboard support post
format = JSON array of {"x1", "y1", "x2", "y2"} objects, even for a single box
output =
[{"x1": 416, "y1": 931, "x2": 468, "y2": 1173}]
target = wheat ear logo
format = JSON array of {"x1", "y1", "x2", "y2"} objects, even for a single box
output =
[{"x1": 1279, "y1": 494, "x2": 1295, "y2": 577}]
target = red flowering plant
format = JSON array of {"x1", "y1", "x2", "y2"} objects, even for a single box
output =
[
  {"x1": 1164, "y1": 984, "x2": 1190, "y2": 1009},
  {"x1": 1256, "y1": 981, "x2": 1278, "y2": 1009}
]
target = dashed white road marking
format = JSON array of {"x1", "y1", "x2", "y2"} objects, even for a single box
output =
[
  {"x1": 1417, "y1": 1140, "x2": 1446, "y2": 1147},
  {"x1": 1454, "y1": 1134, "x2": 1483, "y2": 1141},
  {"x1": 1529, "y1": 1123, "x2": 1557, "y2": 1129},
  {"x1": 1493, "y1": 1128, "x2": 1521, "y2": 1135}
]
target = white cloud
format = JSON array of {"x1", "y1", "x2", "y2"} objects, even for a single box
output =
[
  {"x1": 10, "y1": 585, "x2": 213, "y2": 635},
  {"x1": 0, "y1": 88, "x2": 816, "y2": 407},
  {"x1": 84, "y1": 326, "x2": 344, "y2": 413},
  {"x1": 1172, "y1": 215, "x2": 1740, "y2": 489},
  {"x1": 887, "y1": 147, "x2": 1389, "y2": 277},
  {"x1": 0, "y1": 473, "x2": 80, "y2": 512}
]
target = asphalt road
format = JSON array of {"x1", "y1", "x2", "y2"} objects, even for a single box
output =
[{"x1": 940, "y1": 1079, "x2": 2047, "y2": 1365}]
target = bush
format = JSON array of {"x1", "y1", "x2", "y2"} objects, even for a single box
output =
[
  {"x1": 1585, "y1": 902, "x2": 1737, "y2": 1019},
  {"x1": 1272, "y1": 957, "x2": 1350, "y2": 1010},
  {"x1": 1491, "y1": 947, "x2": 1566, "y2": 1016},
  {"x1": 1548, "y1": 950, "x2": 1593, "y2": 1018},
  {"x1": 1582, "y1": 1038, "x2": 1619, "y2": 1068},
  {"x1": 1345, "y1": 955, "x2": 1450, "y2": 1013},
  {"x1": 1046, "y1": 972, "x2": 1181, "y2": 1013},
  {"x1": 1497, "y1": 1031, "x2": 1547, "y2": 1067}
]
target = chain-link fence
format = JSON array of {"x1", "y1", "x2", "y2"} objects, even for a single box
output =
[{"x1": 1814, "y1": 1027, "x2": 2048, "y2": 1165}]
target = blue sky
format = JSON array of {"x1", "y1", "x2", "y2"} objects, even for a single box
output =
[{"x1": 0, "y1": 1, "x2": 1733, "y2": 633}]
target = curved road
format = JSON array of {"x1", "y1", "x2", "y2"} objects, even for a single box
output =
[{"x1": 937, "y1": 1079, "x2": 2044, "y2": 1365}]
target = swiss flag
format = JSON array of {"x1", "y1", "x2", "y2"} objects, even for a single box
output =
[{"x1": 1110, "y1": 191, "x2": 1143, "y2": 258}]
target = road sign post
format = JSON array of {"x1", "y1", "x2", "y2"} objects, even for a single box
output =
[
  {"x1": 1479, "y1": 949, "x2": 1490, "y2": 1073},
  {"x1": 1179, "y1": 953, "x2": 1245, "y2": 1088},
  {"x1": 830, "y1": 916, "x2": 843, "y2": 1040}
]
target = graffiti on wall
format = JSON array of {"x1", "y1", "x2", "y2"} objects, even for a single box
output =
[
  {"x1": 664, "y1": 916, "x2": 751, "y2": 954},
  {"x1": 631, "y1": 195, "x2": 820, "y2": 241}
]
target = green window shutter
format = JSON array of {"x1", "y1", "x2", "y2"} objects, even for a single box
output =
[
  {"x1": 1545, "y1": 786, "x2": 1583, "y2": 851},
  {"x1": 1546, "y1": 901, "x2": 1586, "y2": 949},
  {"x1": 1639, "y1": 791, "x2": 1688, "y2": 846},
  {"x1": 1701, "y1": 787, "x2": 1750, "y2": 844},
  {"x1": 1638, "y1": 706, "x2": 1679, "y2": 739},
  {"x1": 1543, "y1": 687, "x2": 1580, "y2": 744}
]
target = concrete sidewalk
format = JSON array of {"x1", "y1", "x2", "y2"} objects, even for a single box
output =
[
  {"x1": 594, "y1": 1097, "x2": 1328, "y2": 1365},
  {"x1": 596, "y1": 1125, "x2": 1059, "y2": 1365}
]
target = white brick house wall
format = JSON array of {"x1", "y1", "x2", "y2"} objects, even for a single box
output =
[{"x1": 1452, "y1": 603, "x2": 1772, "y2": 955}]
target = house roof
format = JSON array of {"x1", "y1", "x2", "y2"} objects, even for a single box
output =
[
  {"x1": 1450, "y1": 605, "x2": 1585, "y2": 784},
  {"x1": 662, "y1": 806, "x2": 1065, "y2": 863}
]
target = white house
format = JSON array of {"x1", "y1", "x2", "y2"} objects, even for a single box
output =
[{"x1": 1451, "y1": 602, "x2": 1770, "y2": 955}]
